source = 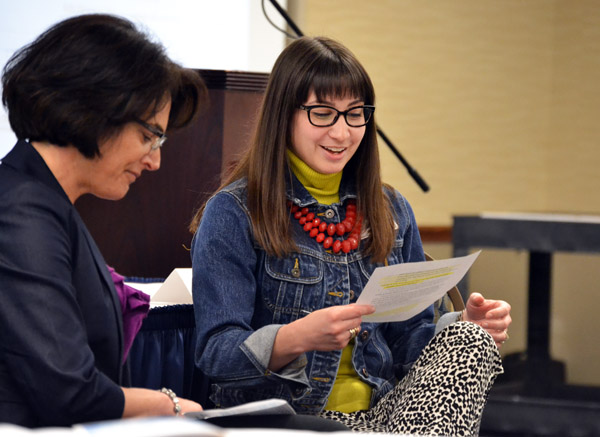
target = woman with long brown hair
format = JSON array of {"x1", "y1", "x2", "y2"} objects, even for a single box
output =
[{"x1": 190, "y1": 36, "x2": 511, "y2": 435}]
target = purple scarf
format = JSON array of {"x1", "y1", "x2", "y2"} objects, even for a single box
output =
[{"x1": 107, "y1": 266, "x2": 151, "y2": 363}]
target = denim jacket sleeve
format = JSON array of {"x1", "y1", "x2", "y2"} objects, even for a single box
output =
[{"x1": 191, "y1": 190, "x2": 310, "y2": 390}]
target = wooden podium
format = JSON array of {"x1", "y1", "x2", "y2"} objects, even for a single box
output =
[{"x1": 75, "y1": 70, "x2": 269, "y2": 278}]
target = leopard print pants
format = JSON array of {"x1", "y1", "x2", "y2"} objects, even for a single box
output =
[{"x1": 319, "y1": 322, "x2": 503, "y2": 436}]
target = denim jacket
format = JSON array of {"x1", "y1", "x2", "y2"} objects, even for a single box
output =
[{"x1": 192, "y1": 173, "x2": 451, "y2": 414}]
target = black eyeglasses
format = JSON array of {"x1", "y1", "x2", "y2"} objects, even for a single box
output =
[
  {"x1": 135, "y1": 120, "x2": 167, "y2": 151},
  {"x1": 299, "y1": 104, "x2": 375, "y2": 127}
]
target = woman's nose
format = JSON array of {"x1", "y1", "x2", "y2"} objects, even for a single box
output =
[
  {"x1": 143, "y1": 148, "x2": 161, "y2": 171},
  {"x1": 328, "y1": 117, "x2": 351, "y2": 140}
]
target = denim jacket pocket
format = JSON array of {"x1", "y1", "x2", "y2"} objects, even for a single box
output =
[
  {"x1": 262, "y1": 253, "x2": 324, "y2": 325},
  {"x1": 386, "y1": 237, "x2": 405, "y2": 265}
]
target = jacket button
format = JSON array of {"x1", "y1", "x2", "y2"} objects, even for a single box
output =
[
  {"x1": 349, "y1": 290, "x2": 355, "y2": 301},
  {"x1": 361, "y1": 330, "x2": 368, "y2": 341},
  {"x1": 324, "y1": 209, "x2": 335, "y2": 219},
  {"x1": 362, "y1": 368, "x2": 369, "y2": 378},
  {"x1": 291, "y1": 268, "x2": 300, "y2": 278}
]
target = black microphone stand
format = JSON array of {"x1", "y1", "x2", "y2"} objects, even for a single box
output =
[{"x1": 267, "y1": 0, "x2": 430, "y2": 192}]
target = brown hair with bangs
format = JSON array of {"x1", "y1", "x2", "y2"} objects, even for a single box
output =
[{"x1": 189, "y1": 36, "x2": 396, "y2": 263}]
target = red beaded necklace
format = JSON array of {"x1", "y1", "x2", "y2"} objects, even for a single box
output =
[{"x1": 289, "y1": 200, "x2": 362, "y2": 254}]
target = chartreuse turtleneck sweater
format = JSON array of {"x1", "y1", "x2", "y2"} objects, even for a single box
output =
[{"x1": 287, "y1": 149, "x2": 372, "y2": 413}]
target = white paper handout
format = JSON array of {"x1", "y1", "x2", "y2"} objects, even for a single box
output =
[
  {"x1": 185, "y1": 398, "x2": 296, "y2": 420},
  {"x1": 357, "y1": 251, "x2": 481, "y2": 323}
]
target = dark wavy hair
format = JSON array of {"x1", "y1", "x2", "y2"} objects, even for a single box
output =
[
  {"x1": 2, "y1": 13, "x2": 206, "y2": 158},
  {"x1": 190, "y1": 36, "x2": 395, "y2": 262}
]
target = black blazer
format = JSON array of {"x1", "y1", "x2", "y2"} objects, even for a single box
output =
[{"x1": 0, "y1": 141, "x2": 125, "y2": 427}]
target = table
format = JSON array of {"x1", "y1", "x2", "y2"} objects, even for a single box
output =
[
  {"x1": 452, "y1": 213, "x2": 600, "y2": 396},
  {"x1": 128, "y1": 304, "x2": 211, "y2": 406}
]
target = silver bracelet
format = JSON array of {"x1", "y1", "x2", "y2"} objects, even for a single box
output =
[{"x1": 159, "y1": 387, "x2": 182, "y2": 416}]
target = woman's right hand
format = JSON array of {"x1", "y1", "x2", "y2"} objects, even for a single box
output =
[
  {"x1": 269, "y1": 304, "x2": 375, "y2": 371},
  {"x1": 296, "y1": 304, "x2": 375, "y2": 351},
  {"x1": 177, "y1": 397, "x2": 204, "y2": 415}
]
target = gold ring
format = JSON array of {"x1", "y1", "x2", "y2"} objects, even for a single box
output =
[{"x1": 349, "y1": 327, "x2": 359, "y2": 340}]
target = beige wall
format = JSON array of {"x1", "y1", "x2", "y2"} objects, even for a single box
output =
[
  {"x1": 293, "y1": 0, "x2": 600, "y2": 225},
  {"x1": 291, "y1": 0, "x2": 600, "y2": 386}
]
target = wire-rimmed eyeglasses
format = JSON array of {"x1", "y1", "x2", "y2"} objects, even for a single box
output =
[
  {"x1": 299, "y1": 104, "x2": 375, "y2": 127},
  {"x1": 135, "y1": 119, "x2": 167, "y2": 151}
]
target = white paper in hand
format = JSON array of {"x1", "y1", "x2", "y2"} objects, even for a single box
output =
[{"x1": 357, "y1": 251, "x2": 480, "y2": 322}]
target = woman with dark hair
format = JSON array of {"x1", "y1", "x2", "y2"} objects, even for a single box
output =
[
  {"x1": 0, "y1": 14, "x2": 206, "y2": 427},
  {"x1": 190, "y1": 36, "x2": 512, "y2": 435}
]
